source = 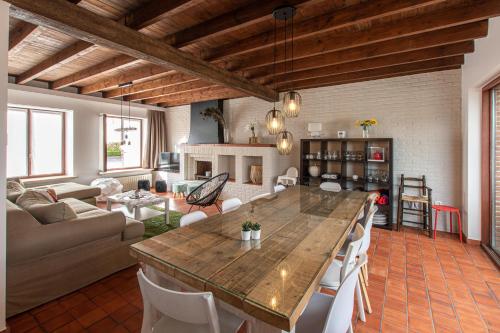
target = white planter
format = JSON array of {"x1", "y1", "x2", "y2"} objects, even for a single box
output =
[
  {"x1": 251, "y1": 229, "x2": 261, "y2": 240},
  {"x1": 241, "y1": 230, "x2": 251, "y2": 241}
]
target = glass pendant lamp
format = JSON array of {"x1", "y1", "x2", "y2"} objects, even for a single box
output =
[
  {"x1": 282, "y1": 8, "x2": 301, "y2": 118},
  {"x1": 276, "y1": 130, "x2": 293, "y2": 155},
  {"x1": 265, "y1": 107, "x2": 285, "y2": 134}
]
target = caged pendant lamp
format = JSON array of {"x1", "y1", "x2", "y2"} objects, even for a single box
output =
[
  {"x1": 276, "y1": 130, "x2": 293, "y2": 155},
  {"x1": 279, "y1": 6, "x2": 301, "y2": 118},
  {"x1": 265, "y1": 16, "x2": 285, "y2": 135}
]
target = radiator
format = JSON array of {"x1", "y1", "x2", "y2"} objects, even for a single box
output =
[{"x1": 115, "y1": 173, "x2": 152, "y2": 192}]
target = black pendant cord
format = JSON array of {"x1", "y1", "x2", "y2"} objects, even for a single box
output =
[
  {"x1": 273, "y1": 15, "x2": 277, "y2": 114},
  {"x1": 120, "y1": 86, "x2": 124, "y2": 143},
  {"x1": 128, "y1": 99, "x2": 131, "y2": 128},
  {"x1": 284, "y1": 16, "x2": 288, "y2": 94},
  {"x1": 291, "y1": 14, "x2": 294, "y2": 93}
]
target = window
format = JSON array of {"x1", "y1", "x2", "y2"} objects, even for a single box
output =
[
  {"x1": 7, "y1": 107, "x2": 65, "y2": 178},
  {"x1": 101, "y1": 114, "x2": 143, "y2": 171}
]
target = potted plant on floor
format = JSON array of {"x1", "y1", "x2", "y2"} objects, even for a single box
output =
[
  {"x1": 251, "y1": 223, "x2": 261, "y2": 240},
  {"x1": 241, "y1": 221, "x2": 252, "y2": 241}
]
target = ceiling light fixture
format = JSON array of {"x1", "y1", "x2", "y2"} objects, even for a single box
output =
[
  {"x1": 276, "y1": 5, "x2": 301, "y2": 118},
  {"x1": 115, "y1": 82, "x2": 136, "y2": 146},
  {"x1": 265, "y1": 16, "x2": 285, "y2": 135}
]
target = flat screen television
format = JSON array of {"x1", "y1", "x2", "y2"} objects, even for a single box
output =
[{"x1": 157, "y1": 152, "x2": 180, "y2": 172}]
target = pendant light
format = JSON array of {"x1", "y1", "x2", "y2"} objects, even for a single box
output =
[
  {"x1": 265, "y1": 16, "x2": 285, "y2": 135},
  {"x1": 276, "y1": 130, "x2": 293, "y2": 155},
  {"x1": 281, "y1": 6, "x2": 301, "y2": 118},
  {"x1": 114, "y1": 82, "x2": 136, "y2": 146}
]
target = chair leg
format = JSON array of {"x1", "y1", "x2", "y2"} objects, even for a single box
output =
[
  {"x1": 188, "y1": 205, "x2": 194, "y2": 213},
  {"x1": 215, "y1": 202, "x2": 222, "y2": 214},
  {"x1": 449, "y1": 211, "x2": 453, "y2": 234},
  {"x1": 397, "y1": 198, "x2": 402, "y2": 231},
  {"x1": 355, "y1": 279, "x2": 366, "y2": 322},
  {"x1": 359, "y1": 272, "x2": 372, "y2": 314},
  {"x1": 433, "y1": 209, "x2": 438, "y2": 240},
  {"x1": 457, "y1": 211, "x2": 463, "y2": 243},
  {"x1": 362, "y1": 262, "x2": 369, "y2": 286}
]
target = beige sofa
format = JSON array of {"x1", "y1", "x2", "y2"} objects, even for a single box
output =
[
  {"x1": 9, "y1": 181, "x2": 101, "y2": 205},
  {"x1": 6, "y1": 197, "x2": 145, "y2": 317}
]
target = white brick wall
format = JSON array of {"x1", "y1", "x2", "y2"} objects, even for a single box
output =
[{"x1": 166, "y1": 69, "x2": 462, "y2": 231}]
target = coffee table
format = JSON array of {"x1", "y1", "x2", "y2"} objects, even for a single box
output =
[{"x1": 106, "y1": 190, "x2": 169, "y2": 225}]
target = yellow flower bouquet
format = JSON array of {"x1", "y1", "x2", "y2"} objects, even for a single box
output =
[{"x1": 355, "y1": 118, "x2": 378, "y2": 130}]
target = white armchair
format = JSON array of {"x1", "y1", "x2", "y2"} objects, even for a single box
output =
[{"x1": 276, "y1": 167, "x2": 299, "y2": 186}]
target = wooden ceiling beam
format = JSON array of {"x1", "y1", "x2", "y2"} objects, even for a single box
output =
[
  {"x1": 125, "y1": 79, "x2": 215, "y2": 101},
  {"x1": 155, "y1": 58, "x2": 462, "y2": 107},
  {"x1": 153, "y1": 86, "x2": 248, "y2": 106},
  {"x1": 162, "y1": 0, "x2": 310, "y2": 48},
  {"x1": 259, "y1": 42, "x2": 474, "y2": 85},
  {"x1": 205, "y1": 0, "x2": 443, "y2": 60},
  {"x1": 8, "y1": 0, "x2": 82, "y2": 54},
  {"x1": 228, "y1": 0, "x2": 500, "y2": 70},
  {"x1": 17, "y1": 40, "x2": 97, "y2": 84},
  {"x1": 110, "y1": 22, "x2": 485, "y2": 100},
  {"x1": 134, "y1": 42, "x2": 473, "y2": 102},
  {"x1": 244, "y1": 22, "x2": 485, "y2": 79},
  {"x1": 120, "y1": 0, "x2": 192, "y2": 30},
  {"x1": 14, "y1": 0, "x2": 190, "y2": 85},
  {"x1": 8, "y1": 21, "x2": 37, "y2": 51},
  {"x1": 275, "y1": 56, "x2": 464, "y2": 91},
  {"x1": 7, "y1": 0, "x2": 277, "y2": 101},
  {"x1": 74, "y1": 0, "x2": 440, "y2": 94}
]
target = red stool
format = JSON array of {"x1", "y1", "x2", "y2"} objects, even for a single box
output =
[{"x1": 432, "y1": 205, "x2": 462, "y2": 242}]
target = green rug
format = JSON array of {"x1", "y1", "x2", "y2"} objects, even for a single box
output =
[{"x1": 142, "y1": 207, "x2": 183, "y2": 239}]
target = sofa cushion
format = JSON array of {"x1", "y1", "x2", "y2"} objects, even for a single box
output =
[
  {"x1": 36, "y1": 182, "x2": 101, "y2": 200},
  {"x1": 27, "y1": 202, "x2": 78, "y2": 225},
  {"x1": 123, "y1": 218, "x2": 145, "y2": 241},
  {"x1": 6, "y1": 200, "x2": 40, "y2": 233},
  {"x1": 16, "y1": 189, "x2": 54, "y2": 209},
  {"x1": 7, "y1": 180, "x2": 25, "y2": 202},
  {"x1": 59, "y1": 198, "x2": 98, "y2": 214}
]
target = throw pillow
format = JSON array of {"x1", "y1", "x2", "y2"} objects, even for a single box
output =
[
  {"x1": 16, "y1": 189, "x2": 55, "y2": 209},
  {"x1": 27, "y1": 202, "x2": 78, "y2": 224},
  {"x1": 6, "y1": 180, "x2": 25, "y2": 202}
]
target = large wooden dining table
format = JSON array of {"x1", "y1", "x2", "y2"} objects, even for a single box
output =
[{"x1": 130, "y1": 186, "x2": 368, "y2": 332}]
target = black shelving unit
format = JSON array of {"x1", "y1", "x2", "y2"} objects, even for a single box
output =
[{"x1": 300, "y1": 138, "x2": 394, "y2": 230}]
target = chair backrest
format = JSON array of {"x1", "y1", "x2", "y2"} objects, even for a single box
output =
[
  {"x1": 221, "y1": 198, "x2": 242, "y2": 214},
  {"x1": 320, "y1": 182, "x2": 341, "y2": 192},
  {"x1": 340, "y1": 224, "x2": 364, "y2": 281},
  {"x1": 274, "y1": 184, "x2": 286, "y2": 193},
  {"x1": 400, "y1": 174, "x2": 427, "y2": 196},
  {"x1": 250, "y1": 193, "x2": 271, "y2": 202},
  {"x1": 359, "y1": 206, "x2": 377, "y2": 255},
  {"x1": 137, "y1": 269, "x2": 221, "y2": 333},
  {"x1": 286, "y1": 167, "x2": 299, "y2": 178},
  {"x1": 357, "y1": 192, "x2": 378, "y2": 224},
  {"x1": 186, "y1": 173, "x2": 229, "y2": 206},
  {"x1": 180, "y1": 211, "x2": 208, "y2": 227},
  {"x1": 323, "y1": 254, "x2": 367, "y2": 333}
]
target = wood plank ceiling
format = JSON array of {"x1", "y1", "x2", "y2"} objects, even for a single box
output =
[{"x1": 6, "y1": 0, "x2": 500, "y2": 107}]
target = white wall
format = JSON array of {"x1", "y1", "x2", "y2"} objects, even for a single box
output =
[
  {"x1": 462, "y1": 17, "x2": 500, "y2": 240},
  {"x1": 166, "y1": 69, "x2": 462, "y2": 231},
  {"x1": 0, "y1": 2, "x2": 8, "y2": 330},
  {"x1": 8, "y1": 84, "x2": 166, "y2": 185}
]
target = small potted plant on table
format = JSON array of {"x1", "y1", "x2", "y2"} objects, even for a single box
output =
[
  {"x1": 241, "y1": 221, "x2": 252, "y2": 241},
  {"x1": 251, "y1": 223, "x2": 261, "y2": 240}
]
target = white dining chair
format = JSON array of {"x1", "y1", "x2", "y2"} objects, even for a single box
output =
[
  {"x1": 296, "y1": 254, "x2": 367, "y2": 333},
  {"x1": 274, "y1": 184, "x2": 286, "y2": 193},
  {"x1": 180, "y1": 211, "x2": 208, "y2": 227},
  {"x1": 320, "y1": 182, "x2": 341, "y2": 192},
  {"x1": 319, "y1": 224, "x2": 367, "y2": 322},
  {"x1": 221, "y1": 198, "x2": 242, "y2": 214},
  {"x1": 137, "y1": 269, "x2": 245, "y2": 333},
  {"x1": 249, "y1": 193, "x2": 271, "y2": 202}
]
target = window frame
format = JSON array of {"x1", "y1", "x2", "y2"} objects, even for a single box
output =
[
  {"x1": 7, "y1": 107, "x2": 66, "y2": 179},
  {"x1": 102, "y1": 114, "x2": 143, "y2": 172}
]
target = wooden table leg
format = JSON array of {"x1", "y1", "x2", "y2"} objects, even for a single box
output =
[{"x1": 164, "y1": 198, "x2": 169, "y2": 225}]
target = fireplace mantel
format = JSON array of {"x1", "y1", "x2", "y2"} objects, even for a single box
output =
[{"x1": 184, "y1": 143, "x2": 276, "y2": 148}]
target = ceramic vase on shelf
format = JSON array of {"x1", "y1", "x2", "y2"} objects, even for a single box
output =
[{"x1": 308, "y1": 165, "x2": 320, "y2": 177}]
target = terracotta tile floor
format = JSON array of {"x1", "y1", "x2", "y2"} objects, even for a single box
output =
[{"x1": 7, "y1": 196, "x2": 500, "y2": 332}]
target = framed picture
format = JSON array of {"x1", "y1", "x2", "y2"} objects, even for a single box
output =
[{"x1": 337, "y1": 130, "x2": 346, "y2": 138}]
